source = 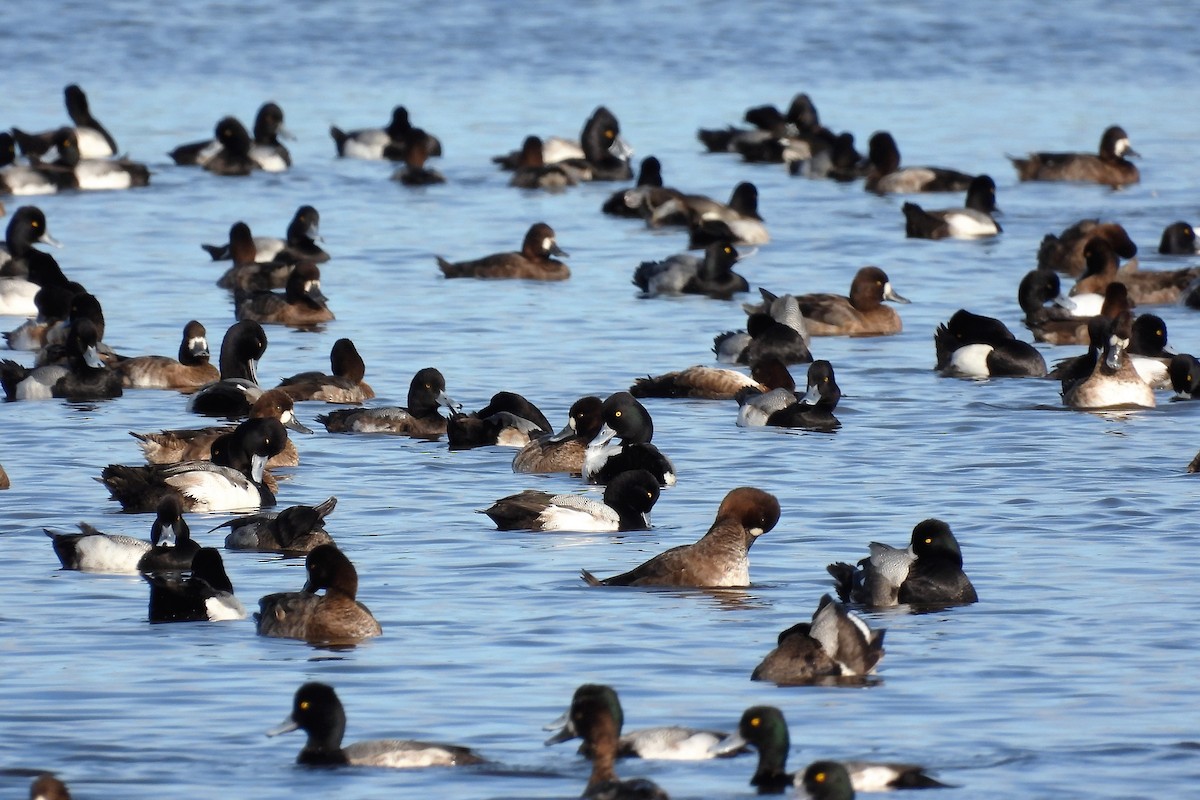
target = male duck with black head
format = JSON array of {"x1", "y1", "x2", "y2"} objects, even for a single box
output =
[
  {"x1": 144, "y1": 546, "x2": 246, "y2": 622},
  {"x1": 1009, "y1": 125, "x2": 1139, "y2": 187},
  {"x1": 583, "y1": 392, "x2": 676, "y2": 486},
  {"x1": 267, "y1": 682, "x2": 482, "y2": 767},
  {"x1": 317, "y1": 367, "x2": 459, "y2": 436},
  {"x1": 0, "y1": 318, "x2": 121, "y2": 401},
  {"x1": 100, "y1": 417, "x2": 287, "y2": 513},
  {"x1": 45, "y1": 495, "x2": 197, "y2": 574},
  {"x1": 796, "y1": 266, "x2": 909, "y2": 336},
  {"x1": 546, "y1": 684, "x2": 669, "y2": 799},
  {"x1": 864, "y1": 131, "x2": 975, "y2": 194},
  {"x1": 437, "y1": 222, "x2": 570, "y2": 280},
  {"x1": 255, "y1": 544, "x2": 381, "y2": 645},
  {"x1": 330, "y1": 105, "x2": 443, "y2": 161},
  {"x1": 204, "y1": 205, "x2": 328, "y2": 265},
  {"x1": 12, "y1": 84, "x2": 119, "y2": 159},
  {"x1": 546, "y1": 683, "x2": 739, "y2": 763},
  {"x1": 512, "y1": 395, "x2": 604, "y2": 476},
  {"x1": 202, "y1": 117, "x2": 258, "y2": 176},
  {"x1": 187, "y1": 320, "x2": 268, "y2": 417},
  {"x1": 711, "y1": 705, "x2": 946, "y2": 793},
  {"x1": 828, "y1": 518, "x2": 978, "y2": 609},
  {"x1": 42, "y1": 128, "x2": 149, "y2": 191},
  {"x1": 582, "y1": 487, "x2": 779, "y2": 588}
]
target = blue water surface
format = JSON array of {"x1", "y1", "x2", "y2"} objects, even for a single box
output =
[{"x1": 2, "y1": 2, "x2": 1200, "y2": 798}]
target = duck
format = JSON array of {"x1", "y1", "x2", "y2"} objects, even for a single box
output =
[
  {"x1": 114, "y1": 320, "x2": 219, "y2": 390},
  {"x1": 631, "y1": 363, "x2": 765, "y2": 401},
  {"x1": 205, "y1": 205, "x2": 328, "y2": 265},
  {"x1": 1018, "y1": 269, "x2": 1131, "y2": 346},
  {"x1": 678, "y1": 183, "x2": 769, "y2": 248},
  {"x1": 632, "y1": 242, "x2": 748, "y2": 299},
  {"x1": 276, "y1": 338, "x2": 375, "y2": 404},
  {"x1": 3, "y1": 284, "x2": 81, "y2": 351},
  {"x1": 512, "y1": 395, "x2": 604, "y2": 475},
  {"x1": 0, "y1": 132, "x2": 60, "y2": 196},
  {"x1": 601, "y1": 156, "x2": 666, "y2": 215},
  {"x1": 255, "y1": 544, "x2": 382, "y2": 644},
  {"x1": 710, "y1": 706, "x2": 945, "y2": 792},
  {"x1": 1059, "y1": 312, "x2": 1155, "y2": 409},
  {"x1": 0, "y1": 318, "x2": 121, "y2": 401},
  {"x1": 482, "y1": 469, "x2": 660, "y2": 532},
  {"x1": 330, "y1": 106, "x2": 442, "y2": 161},
  {"x1": 217, "y1": 496, "x2": 337, "y2": 554},
  {"x1": 437, "y1": 222, "x2": 569, "y2": 280},
  {"x1": 235, "y1": 262, "x2": 333, "y2": 327},
  {"x1": 267, "y1": 681, "x2": 479, "y2": 767},
  {"x1": 582, "y1": 392, "x2": 676, "y2": 486},
  {"x1": 187, "y1": 320, "x2": 268, "y2": 417},
  {"x1": 582, "y1": 487, "x2": 779, "y2": 588},
  {"x1": 713, "y1": 290, "x2": 812, "y2": 365},
  {"x1": 933, "y1": 309, "x2": 1047, "y2": 378},
  {"x1": 827, "y1": 518, "x2": 978, "y2": 608},
  {"x1": 12, "y1": 84, "x2": 119, "y2": 159},
  {"x1": 1125, "y1": 313, "x2": 1175, "y2": 388},
  {"x1": 1037, "y1": 219, "x2": 1138, "y2": 276},
  {"x1": 1159, "y1": 221, "x2": 1199, "y2": 255},
  {"x1": 247, "y1": 102, "x2": 291, "y2": 171},
  {"x1": 864, "y1": 131, "x2": 975, "y2": 193},
  {"x1": 391, "y1": 137, "x2": 445, "y2": 186},
  {"x1": 750, "y1": 594, "x2": 885, "y2": 685},
  {"x1": 546, "y1": 683, "x2": 738, "y2": 764},
  {"x1": 28, "y1": 774, "x2": 73, "y2": 800},
  {"x1": 213, "y1": 222, "x2": 294, "y2": 292},
  {"x1": 202, "y1": 117, "x2": 258, "y2": 176},
  {"x1": 446, "y1": 391, "x2": 552, "y2": 450},
  {"x1": 170, "y1": 102, "x2": 291, "y2": 171},
  {"x1": 543, "y1": 684, "x2": 670, "y2": 798},
  {"x1": 646, "y1": 181, "x2": 768, "y2": 246},
  {"x1": 737, "y1": 360, "x2": 841, "y2": 429},
  {"x1": 317, "y1": 367, "x2": 458, "y2": 436},
  {"x1": 494, "y1": 106, "x2": 632, "y2": 182},
  {"x1": 133, "y1": 387, "x2": 309, "y2": 467},
  {"x1": 100, "y1": 417, "x2": 287, "y2": 513},
  {"x1": 1009, "y1": 125, "x2": 1139, "y2": 187},
  {"x1": 901, "y1": 175, "x2": 1001, "y2": 239},
  {"x1": 795, "y1": 266, "x2": 909, "y2": 336},
  {"x1": 1169, "y1": 353, "x2": 1200, "y2": 399},
  {"x1": 41, "y1": 128, "x2": 149, "y2": 191},
  {"x1": 799, "y1": 761, "x2": 856, "y2": 800},
  {"x1": 144, "y1": 546, "x2": 246, "y2": 622},
  {"x1": 44, "y1": 495, "x2": 197, "y2": 574},
  {"x1": 1072, "y1": 238, "x2": 1200, "y2": 306},
  {"x1": 508, "y1": 135, "x2": 580, "y2": 190},
  {"x1": 0, "y1": 206, "x2": 68, "y2": 317}
]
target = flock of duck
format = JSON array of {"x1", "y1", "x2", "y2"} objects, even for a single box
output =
[{"x1": 5, "y1": 83, "x2": 1197, "y2": 800}]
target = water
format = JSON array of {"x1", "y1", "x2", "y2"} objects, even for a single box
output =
[{"x1": 3, "y1": 1, "x2": 1200, "y2": 797}]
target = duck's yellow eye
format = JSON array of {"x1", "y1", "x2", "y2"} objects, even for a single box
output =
[
  {"x1": 32, "y1": 220, "x2": 40, "y2": 228},
  {"x1": 815, "y1": 772, "x2": 827, "y2": 783},
  {"x1": 924, "y1": 537, "x2": 933, "y2": 544},
  {"x1": 646, "y1": 491, "x2": 653, "y2": 500},
  {"x1": 299, "y1": 701, "x2": 309, "y2": 710},
  {"x1": 749, "y1": 717, "x2": 761, "y2": 727},
  {"x1": 614, "y1": 410, "x2": 622, "y2": 417},
  {"x1": 1157, "y1": 329, "x2": 1164, "y2": 336},
  {"x1": 604, "y1": 129, "x2": 615, "y2": 139},
  {"x1": 723, "y1": 246, "x2": 732, "y2": 254}
]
